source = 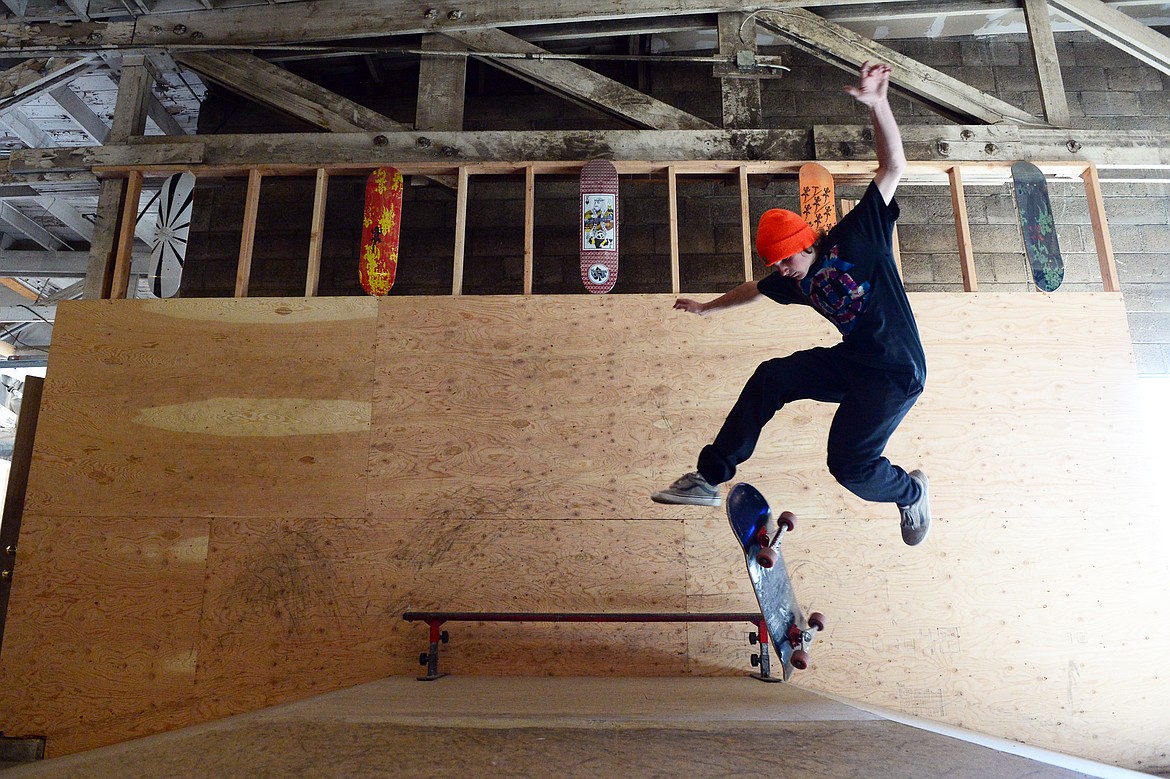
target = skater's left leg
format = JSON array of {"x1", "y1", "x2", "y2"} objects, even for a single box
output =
[{"x1": 824, "y1": 366, "x2": 923, "y2": 506}]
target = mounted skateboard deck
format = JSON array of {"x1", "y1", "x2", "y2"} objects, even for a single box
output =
[
  {"x1": 360, "y1": 166, "x2": 404, "y2": 296},
  {"x1": 144, "y1": 171, "x2": 195, "y2": 299},
  {"x1": 1011, "y1": 161, "x2": 1064, "y2": 292},
  {"x1": 799, "y1": 162, "x2": 837, "y2": 236},
  {"x1": 726, "y1": 482, "x2": 823, "y2": 682},
  {"x1": 580, "y1": 159, "x2": 619, "y2": 293}
]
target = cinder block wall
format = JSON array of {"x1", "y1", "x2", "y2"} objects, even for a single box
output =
[{"x1": 182, "y1": 32, "x2": 1170, "y2": 374}]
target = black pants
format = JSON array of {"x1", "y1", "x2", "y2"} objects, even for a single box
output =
[{"x1": 697, "y1": 346, "x2": 924, "y2": 506}]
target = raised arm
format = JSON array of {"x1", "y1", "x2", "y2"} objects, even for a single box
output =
[
  {"x1": 674, "y1": 280, "x2": 760, "y2": 316},
  {"x1": 845, "y1": 62, "x2": 906, "y2": 205}
]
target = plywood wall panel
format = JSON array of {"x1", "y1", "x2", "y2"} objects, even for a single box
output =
[
  {"x1": 191, "y1": 517, "x2": 690, "y2": 722},
  {"x1": 25, "y1": 298, "x2": 377, "y2": 519},
  {"x1": 3, "y1": 292, "x2": 1167, "y2": 770},
  {"x1": 0, "y1": 515, "x2": 209, "y2": 755},
  {"x1": 368, "y1": 294, "x2": 840, "y2": 520}
]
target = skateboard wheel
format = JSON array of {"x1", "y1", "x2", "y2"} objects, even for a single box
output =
[
  {"x1": 791, "y1": 649, "x2": 810, "y2": 670},
  {"x1": 778, "y1": 511, "x2": 796, "y2": 532},
  {"x1": 748, "y1": 632, "x2": 759, "y2": 645},
  {"x1": 756, "y1": 547, "x2": 778, "y2": 569},
  {"x1": 750, "y1": 654, "x2": 760, "y2": 668},
  {"x1": 808, "y1": 612, "x2": 826, "y2": 632},
  {"x1": 418, "y1": 653, "x2": 428, "y2": 667},
  {"x1": 440, "y1": 631, "x2": 449, "y2": 644}
]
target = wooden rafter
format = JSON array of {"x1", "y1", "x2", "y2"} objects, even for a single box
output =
[
  {"x1": 1048, "y1": 0, "x2": 1170, "y2": 75},
  {"x1": 0, "y1": 249, "x2": 148, "y2": 277},
  {"x1": 174, "y1": 51, "x2": 407, "y2": 132},
  {"x1": 442, "y1": 28, "x2": 714, "y2": 130},
  {"x1": 124, "y1": 1, "x2": 811, "y2": 47},
  {"x1": 754, "y1": 8, "x2": 1042, "y2": 126},
  {"x1": 176, "y1": 51, "x2": 455, "y2": 188},
  {"x1": 48, "y1": 84, "x2": 110, "y2": 144},
  {"x1": 1022, "y1": 0, "x2": 1071, "y2": 126},
  {"x1": 0, "y1": 56, "x2": 98, "y2": 114}
]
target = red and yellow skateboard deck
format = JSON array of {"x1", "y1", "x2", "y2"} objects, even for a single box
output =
[
  {"x1": 799, "y1": 162, "x2": 837, "y2": 236},
  {"x1": 580, "y1": 159, "x2": 619, "y2": 293},
  {"x1": 360, "y1": 166, "x2": 404, "y2": 296}
]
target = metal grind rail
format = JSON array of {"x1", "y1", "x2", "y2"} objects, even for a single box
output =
[{"x1": 402, "y1": 611, "x2": 783, "y2": 682}]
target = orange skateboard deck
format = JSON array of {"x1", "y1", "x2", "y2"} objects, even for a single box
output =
[
  {"x1": 799, "y1": 162, "x2": 837, "y2": 236},
  {"x1": 360, "y1": 166, "x2": 404, "y2": 296},
  {"x1": 580, "y1": 159, "x2": 619, "y2": 293}
]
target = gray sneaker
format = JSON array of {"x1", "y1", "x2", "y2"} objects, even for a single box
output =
[
  {"x1": 898, "y1": 469, "x2": 931, "y2": 546},
  {"x1": 651, "y1": 471, "x2": 722, "y2": 507}
]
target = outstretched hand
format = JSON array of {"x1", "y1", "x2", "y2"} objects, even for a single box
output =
[
  {"x1": 674, "y1": 298, "x2": 707, "y2": 315},
  {"x1": 845, "y1": 61, "x2": 891, "y2": 107}
]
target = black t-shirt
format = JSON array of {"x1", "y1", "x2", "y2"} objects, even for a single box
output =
[{"x1": 757, "y1": 181, "x2": 926, "y2": 379}]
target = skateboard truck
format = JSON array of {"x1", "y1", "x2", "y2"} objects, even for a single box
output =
[
  {"x1": 788, "y1": 613, "x2": 826, "y2": 671},
  {"x1": 748, "y1": 618, "x2": 781, "y2": 683},
  {"x1": 753, "y1": 510, "x2": 795, "y2": 570},
  {"x1": 747, "y1": 611, "x2": 825, "y2": 681}
]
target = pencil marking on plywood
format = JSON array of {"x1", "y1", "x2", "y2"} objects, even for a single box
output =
[{"x1": 134, "y1": 398, "x2": 371, "y2": 437}]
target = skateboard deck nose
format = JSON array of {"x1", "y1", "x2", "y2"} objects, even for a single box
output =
[{"x1": 727, "y1": 482, "x2": 771, "y2": 548}]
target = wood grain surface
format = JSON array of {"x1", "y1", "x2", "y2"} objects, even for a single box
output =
[{"x1": 2, "y1": 292, "x2": 1166, "y2": 772}]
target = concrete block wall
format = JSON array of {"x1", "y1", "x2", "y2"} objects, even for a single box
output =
[{"x1": 182, "y1": 32, "x2": 1170, "y2": 374}]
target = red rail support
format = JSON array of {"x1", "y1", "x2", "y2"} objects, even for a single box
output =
[{"x1": 401, "y1": 611, "x2": 780, "y2": 682}]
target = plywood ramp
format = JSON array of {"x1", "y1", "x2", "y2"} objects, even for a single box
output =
[
  {"x1": 4, "y1": 678, "x2": 1117, "y2": 779},
  {"x1": 1, "y1": 294, "x2": 1167, "y2": 774}
]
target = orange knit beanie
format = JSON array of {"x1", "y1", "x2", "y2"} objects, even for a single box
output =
[{"x1": 756, "y1": 209, "x2": 816, "y2": 266}]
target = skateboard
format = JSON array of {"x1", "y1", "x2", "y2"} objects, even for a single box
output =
[
  {"x1": 360, "y1": 166, "x2": 404, "y2": 296},
  {"x1": 580, "y1": 159, "x2": 619, "y2": 293},
  {"x1": 726, "y1": 482, "x2": 824, "y2": 682},
  {"x1": 1011, "y1": 161, "x2": 1064, "y2": 292},
  {"x1": 144, "y1": 171, "x2": 195, "y2": 298},
  {"x1": 799, "y1": 162, "x2": 837, "y2": 236}
]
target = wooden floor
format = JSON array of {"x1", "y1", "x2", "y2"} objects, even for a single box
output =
[{"x1": 0, "y1": 677, "x2": 1124, "y2": 779}]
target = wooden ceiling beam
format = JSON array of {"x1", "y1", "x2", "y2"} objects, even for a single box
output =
[
  {"x1": 10, "y1": 125, "x2": 1170, "y2": 173},
  {"x1": 754, "y1": 8, "x2": 1043, "y2": 126},
  {"x1": 3, "y1": 1, "x2": 1170, "y2": 51},
  {"x1": 0, "y1": 56, "x2": 99, "y2": 114},
  {"x1": 1048, "y1": 0, "x2": 1170, "y2": 75},
  {"x1": 815, "y1": 124, "x2": 1170, "y2": 169},
  {"x1": 48, "y1": 83, "x2": 111, "y2": 144},
  {"x1": 1022, "y1": 0, "x2": 1071, "y2": 127},
  {"x1": 9, "y1": 129, "x2": 808, "y2": 171},
  {"x1": 174, "y1": 50, "x2": 406, "y2": 132},
  {"x1": 415, "y1": 34, "x2": 468, "y2": 132},
  {"x1": 442, "y1": 27, "x2": 714, "y2": 130}
]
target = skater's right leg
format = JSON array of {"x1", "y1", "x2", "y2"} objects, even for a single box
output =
[{"x1": 653, "y1": 347, "x2": 847, "y2": 507}]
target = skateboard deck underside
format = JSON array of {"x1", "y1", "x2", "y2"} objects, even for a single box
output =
[
  {"x1": 743, "y1": 543, "x2": 803, "y2": 680},
  {"x1": 360, "y1": 167, "x2": 404, "y2": 296},
  {"x1": 799, "y1": 162, "x2": 837, "y2": 236},
  {"x1": 1011, "y1": 161, "x2": 1064, "y2": 293},
  {"x1": 726, "y1": 483, "x2": 804, "y2": 681},
  {"x1": 580, "y1": 159, "x2": 619, "y2": 293},
  {"x1": 145, "y1": 171, "x2": 195, "y2": 299}
]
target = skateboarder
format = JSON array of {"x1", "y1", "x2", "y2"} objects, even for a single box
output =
[{"x1": 651, "y1": 62, "x2": 932, "y2": 547}]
